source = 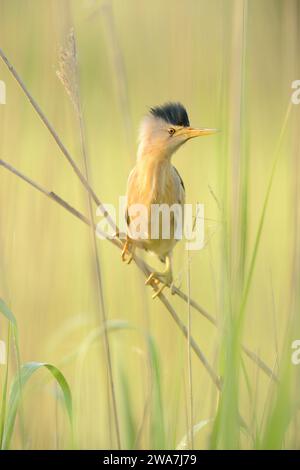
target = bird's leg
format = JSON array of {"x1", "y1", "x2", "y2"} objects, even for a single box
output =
[
  {"x1": 145, "y1": 255, "x2": 173, "y2": 299},
  {"x1": 121, "y1": 236, "x2": 135, "y2": 264}
]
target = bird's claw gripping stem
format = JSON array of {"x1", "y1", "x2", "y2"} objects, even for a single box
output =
[
  {"x1": 145, "y1": 272, "x2": 170, "y2": 299},
  {"x1": 121, "y1": 239, "x2": 133, "y2": 264}
]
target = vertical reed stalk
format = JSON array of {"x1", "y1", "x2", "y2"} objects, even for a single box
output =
[
  {"x1": 186, "y1": 252, "x2": 194, "y2": 449},
  {"x1": 56, "y1": 27, "x2": 121, "y2": 449}
]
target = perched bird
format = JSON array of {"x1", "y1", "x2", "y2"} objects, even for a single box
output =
[{"x1": 122, "y1": 102, "x2": 217, "y2": 298}]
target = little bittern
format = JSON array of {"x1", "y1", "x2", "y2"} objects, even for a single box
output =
[{"x1": 122, "y1": 102, "x2": 217, "y2": 298}]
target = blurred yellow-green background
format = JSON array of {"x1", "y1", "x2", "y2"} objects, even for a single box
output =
[{"x1": 0, "y1": 0, "x2": 300, "y2": 450}]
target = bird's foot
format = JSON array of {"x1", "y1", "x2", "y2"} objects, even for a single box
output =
[
  {"x1": 145, "y1": 272, "x2": 172, "y2": 299},
  {"x1": 169, "y1": 275, "x2": 183, "y2": 295},
  {"x1": 170, "y1": 281, "x2": 176, "y2": 295},
  {"x1": 121, "y1": 239, "x2": 134, "y2": 264}
]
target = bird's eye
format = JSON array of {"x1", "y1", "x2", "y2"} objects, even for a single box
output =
[{"x1": 168, "y1": 128, "x2": 176, "y2": 136}]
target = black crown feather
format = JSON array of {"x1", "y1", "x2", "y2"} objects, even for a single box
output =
[{"x1": 150, "y1": 102, "x2": 190, "y2": 127}]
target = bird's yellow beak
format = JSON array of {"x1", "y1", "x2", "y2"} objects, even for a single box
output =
[{"x1": 181, "y1": 127, "x2": 218, "y2": 139}]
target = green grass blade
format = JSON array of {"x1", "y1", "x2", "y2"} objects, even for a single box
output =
[
  {"x1": 119, "y1": 366, "x2": 136, "y2": 449},
  {"x1": 0, "y1": 298, "x2": 17, "y2": 327},
  {"x1": 210, "y1": 321, "x2": 241, "y2": 449},
  {"x1": 0, "y1": 325, "x2": 11, "y2": 447},
  {"x1": 0, "y1": 299, "x2": 17, "y2": 447},
  {"x1": 148, "y1": 336, "x2": 165, "y2": 450},
  {"x1": 2, "y1": 362, "x2": 73, "y2": 449},
  {"x1": 238, "y1": 102, "x2": 292, "y2": 322},
  {"x1": 61, "y1": 320, "x2": 131, "y2": 368},
  {"x1": 260, "y1": 345, "x2": 294, "y2": 449}
]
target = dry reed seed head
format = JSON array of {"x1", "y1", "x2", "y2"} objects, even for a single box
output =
[{"x1": 56, "y1": 28, "x2": 79, "y2": 112}]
